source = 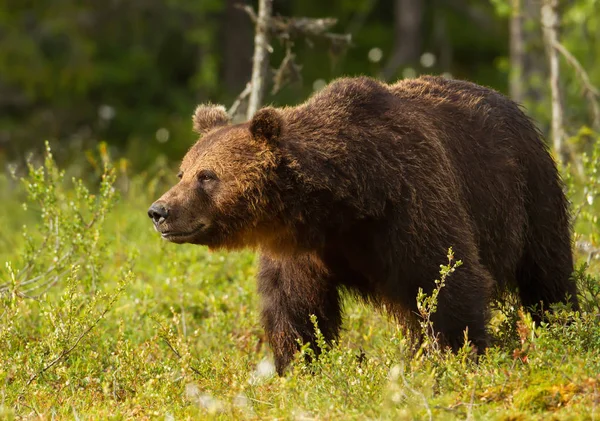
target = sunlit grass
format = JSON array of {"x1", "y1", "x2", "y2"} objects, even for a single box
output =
[{"x1": 1, "y1": 145, "x2": 599, "y2": 420}]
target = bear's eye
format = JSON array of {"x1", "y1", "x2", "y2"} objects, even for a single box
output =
[
  {"x1": 197, "y1": 170, "x2": 217, "y2": 185},
  {"x1": 177, "y1": 171, "x2": 183, "y2": 179}
]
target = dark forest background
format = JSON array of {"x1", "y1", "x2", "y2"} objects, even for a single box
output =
[{"x1": 0, "y1": 0, "x2": 598, "y2": 171}]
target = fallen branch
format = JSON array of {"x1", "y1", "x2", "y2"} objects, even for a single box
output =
[
  {"x1": 237, "y1": 4, "x2": 350, "y2": 44},
  {"x1": 234, "y1": 3, "x2": 351, "y2": 118}
]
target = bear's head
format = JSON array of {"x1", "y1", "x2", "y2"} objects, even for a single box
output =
[{"x1": 148, "y1": 104, "x2": 284, "y2": 249}]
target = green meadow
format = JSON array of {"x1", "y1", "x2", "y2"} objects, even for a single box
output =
[{"x1": 0, "y1": 142, "x2": 599, "y2": 420}]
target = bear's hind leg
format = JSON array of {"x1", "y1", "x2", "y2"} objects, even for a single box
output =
[
  {"x1": 517, "y1": 159, "x2": 579, "y2": 319},
  {"x1": 516, "y1": 235, "x2": 579, "y2": 320}
]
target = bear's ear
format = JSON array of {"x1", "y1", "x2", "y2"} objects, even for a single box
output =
[
  {"x1": 249, "y1": 107, "x2": 283, "y2": 145},
  {"x1": 192, "y1": 104, "x2": 230, "y2": 135}
]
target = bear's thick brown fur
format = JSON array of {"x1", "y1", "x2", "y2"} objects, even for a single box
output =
[{"x1": 149, "y1": 75, "x2": 579, "y2": 375}]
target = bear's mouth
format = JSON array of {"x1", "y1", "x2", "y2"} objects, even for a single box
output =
[{"x1": 160, "y1": 224, "x2": 206, "y2": 242}]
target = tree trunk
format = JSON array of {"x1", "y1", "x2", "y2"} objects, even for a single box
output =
[
  {"x1": 522, "y1": 0, "x2": 546, "y2": 106},
  {"x1": 247, "y1": 0, "x2": 273, "y2": 119},
  {"x1": 509, "y1": 0, "x2": 524, "y2": 103},
  {"x1": 541, "y1": 0, "x2": 567, "y2": 164},
  {"x1": 382, "y1": 0, "x2": 424, "y2": 81}
]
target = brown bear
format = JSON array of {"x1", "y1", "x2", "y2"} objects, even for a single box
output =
[{"x1": 148, "y1": 75, "x2": 579, "y2": 375}]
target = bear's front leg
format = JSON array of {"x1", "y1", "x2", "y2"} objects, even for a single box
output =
[{"x1": 257, "y1": 253, "x2": 342, "y2": 375}]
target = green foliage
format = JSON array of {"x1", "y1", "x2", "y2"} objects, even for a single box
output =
[
  {"x1": 573, "y1": 128, "x2": 600, "y2": 244},
  {"x1": 565, "y1": 128, "x2": 600, "y2": 284},
  {"x1": 489, "y1": 0, "x2": 512, "y2": 18},
  {"x1": 416, "y1": 248, "x2": 463, "y2": 357},
  {"x1": 574, "y1": 263, "x2": 600, "y2": 314},
  {"x1": 561, "y1": 0, "x2": 600, "y2": 129},
  {"x1": 2, "y1": 142, "x2": 117, "y2": 297},
  {"x1": 0, "y1": 0, "x2": 597, "y2": 176},
  {"x1": 0, "y1": 144, "x2": 128, "y2": 411},
  {"x1": 0, "y1": 0, "x2": 224, "y2": 168},
  {"x1": 2, "y1": 150, "x2": 598, "y2": 419},
  {"x1": 0, "y1": 0, "x2": 515, "y2": 171}
]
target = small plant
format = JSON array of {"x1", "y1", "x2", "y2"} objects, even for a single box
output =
[
  {"x1": 573, "y1": 262, "x2": 600, "y2": 314},
  {"x1": 512, "y1": 309, "x2": 535, "y2": 364},
  {"x1": 489, "y1": 293, "x2": 522, "y2": 351},
  {"x1": 566, "y1": 128, "x2": 600, "y2": 253},
  {"x1": 153, "y1": 311, "x2": 207, "y2": 379},
  {"x1": 416, "y1": 248, "x2": 463, "y2": 357},
  {"x1": 0, "y1": 143, "x2": 128, "y2": 407},
  {"x1": 0, "y1": 141, "x2": 118, "y2": 299}
]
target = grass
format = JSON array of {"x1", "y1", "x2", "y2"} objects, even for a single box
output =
[{"x1": 1, "y1": 143, "x2": 600, "y2": 420}]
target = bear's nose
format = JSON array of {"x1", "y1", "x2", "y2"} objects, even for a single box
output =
[{"x1": 148, "y1": 202, "x2": 169, "y2": 225}]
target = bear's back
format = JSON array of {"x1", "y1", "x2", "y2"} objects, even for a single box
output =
[
  {"x1": 391, "y1": 76, "x2": 556, "y2": 286},
  {"x1": 294, "y1": 76, "x2": 545, "y2": 286}
]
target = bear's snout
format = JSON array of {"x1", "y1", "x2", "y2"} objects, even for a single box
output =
[{"x1": 148, "y1": 202, "x2": 169, "y2": 226}]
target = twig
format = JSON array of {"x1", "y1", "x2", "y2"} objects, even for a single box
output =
[
  {"x1": 228, "y1": 82, "x2": 252, "y2": 118},
  {"x1": 14, "y1": 237, "x2": 49, "y2": 281},
  {"x1": 235, "y1": 3, "x2": 351, "y2": 116},
  {"x1": 0, "y1": 253, "x2": 72, "y2": 294},
  {"x1": 399, "y1": 363, "x2": 432, "y2": 421},
  {"x1": 236, "y1": 4, "x2": 257, "y2": 23},
  {"x1": 161, "y1": 337, "x2": 202, "y2": 376},
  {"x1": 435, "y1": 402, "x2": 482, "y2": 412},
  {"x1": 553, "y1": 41, "x2": 600, "y2": 97},
  {"x1": 22, "y1": 272, "x2": 64, "y2": 296},
  {"x1": 272, "y1": 43, "x2": 302, "y2": 95},
  {"x1": 552, "y1": 40, "x2": 600, "y2": 129},
  {"x1": 322, "y1": 33, "x2": 352, "y2": 45},
  {"x1": 238, "y1": 5, "x2": 342, "y2": 40},
  {"x1": 466, "y1": 376, "x2": 477, "y2": 421},
  {"x1": 26, "y1": 301, "x2": 113, "y2": 386},
  {"x1": 247, "y1": 396, "x2": 275, "y2": 406},
  {"x1": 25, "y1": 273, "x2": 66, "y2": 298},
  {"x1": 575, "y1": 240, "x2": 600, "y2": 263},
  {"x1": 180, "y1": 293, "x2": 187, "y2": 338},
  {"x1": 16, "y1": 400, "x2": 42, "y2": 419}
]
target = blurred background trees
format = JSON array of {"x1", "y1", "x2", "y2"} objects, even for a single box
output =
[{"x1": 0, "y1": 0, "x2": 598, "y2": 171}]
